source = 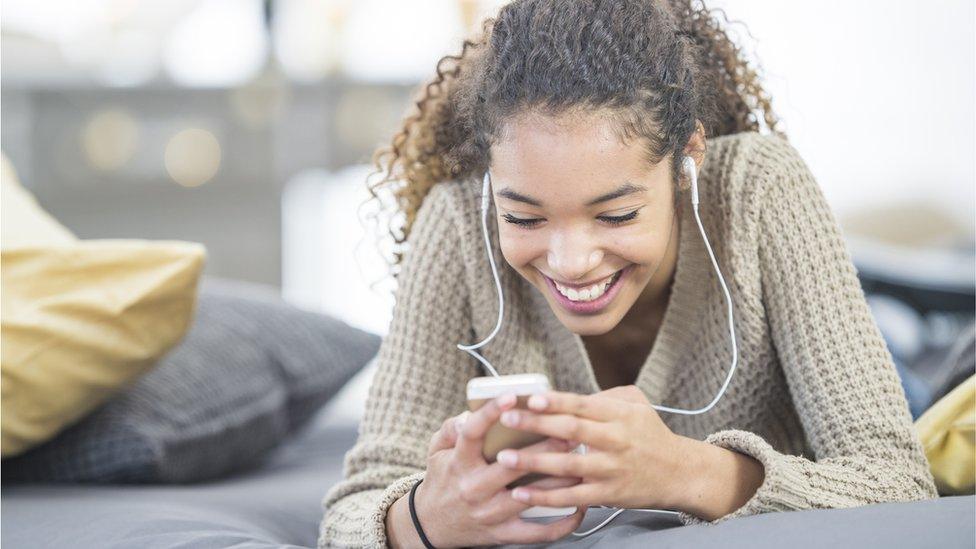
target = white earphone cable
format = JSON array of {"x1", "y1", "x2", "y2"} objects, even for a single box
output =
[
  {"x1": 650, "y1": 188, "x2": 737, "y2": 416},
  {"x1": 455, "y1": 171, "x2": 504, "y2": 378}
]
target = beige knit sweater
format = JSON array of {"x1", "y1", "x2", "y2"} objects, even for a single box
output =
[{"x1": 318, "y1": 131, "x2": 938, "y2": 548}]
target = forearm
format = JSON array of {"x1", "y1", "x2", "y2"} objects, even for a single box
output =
[{"x1": 676, "y1": 436, "x2": 765, "y2": 521}]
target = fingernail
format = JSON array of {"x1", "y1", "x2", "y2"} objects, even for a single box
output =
[
  {"x1": 497, "y1": 450, "x2": 517, "y2": 467},
  {"x1": 527, "y1": 394, "x2": 548, "y2": 410},
  {"x1": 455, "y1": 411, "x2": 469, "y2": 433},
  {"x1": 512, "y1": 488, "x2": 530, "y2": 502},
  {"x1": 500, "y1": 410, "x2": 519, "y2": 427}
]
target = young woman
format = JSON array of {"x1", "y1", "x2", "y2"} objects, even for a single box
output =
[{"x1": 319, "y1": 1, "x2": 938, "y2": 547}]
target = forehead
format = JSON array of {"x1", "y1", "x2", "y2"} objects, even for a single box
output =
[{"x1": 489, "y1": 111, "x2": 665, "y2": 199}]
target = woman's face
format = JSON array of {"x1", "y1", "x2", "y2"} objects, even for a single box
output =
[{"x1": 490, "y1": 112, "x2": 680, "y2": 336}]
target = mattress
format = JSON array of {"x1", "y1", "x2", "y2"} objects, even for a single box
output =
[{"x1": 2, "y1": 406, "x2": 973, "y2": 549}]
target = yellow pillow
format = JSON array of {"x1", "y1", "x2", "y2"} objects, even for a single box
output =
[
  {"x1": 915, "y1": 374, "x2": 976, "y2": 495},
  {"x1": 1, "y1": 154, "x2": 206, "y2": 457}
]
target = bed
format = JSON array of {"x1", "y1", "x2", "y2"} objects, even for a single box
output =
[
  {"x1": 2, "y1": 275, "x2": 973, "y2": 548},
  {"x1": 3, "y1": 402, "x2": 973, "y2": 548}
]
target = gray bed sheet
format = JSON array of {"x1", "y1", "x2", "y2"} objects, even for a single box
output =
[{"x1": 3, "y1": 407, "x2": 974, "y2": 549}]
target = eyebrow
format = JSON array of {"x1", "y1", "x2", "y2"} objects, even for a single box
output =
[{"x1": 496, "y1": 182, "x2": 648, "y2": 207}]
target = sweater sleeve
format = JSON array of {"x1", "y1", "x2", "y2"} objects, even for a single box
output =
[
  {"x1": 677, "y1": 136, "x2": 939, "y2": 526},
  {"x1": 318, "y1": 182, "x2": 480, "y2": 548}
]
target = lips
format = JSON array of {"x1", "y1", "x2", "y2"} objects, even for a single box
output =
[{"x1": 542, "y1": 265, "x2": 630, "y2": 315}]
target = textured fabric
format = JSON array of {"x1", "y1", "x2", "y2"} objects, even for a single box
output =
[
  {"x1": 318, "y1": 131, "x2": 939, "y2": 547},
  {"x1": 1, "y1": 278, "x2": 380, "y2": 483}
]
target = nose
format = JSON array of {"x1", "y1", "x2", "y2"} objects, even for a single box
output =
[{"x1": 547, "y1": 231, "x2": 604, "y2": 283}]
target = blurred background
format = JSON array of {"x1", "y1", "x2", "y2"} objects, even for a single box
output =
[{"x1": 3, "y1": 0, "x2": 974, "y2": 417}]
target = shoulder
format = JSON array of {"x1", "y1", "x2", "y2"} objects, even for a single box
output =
[
  {"x1": 421, "y1": 178, "x2": 489, "y2": 253},
  {"x1": 703, "y1": 131, "x2": 818, "y2": 204},
  {"x1": 408, "y1": 179, "x2": 481, "y2": 247},
  {"x1": 404, "y1": 178, "x2": 486, "y2": 286},
  {"x1": 417, "y1": 179, "x2": 481, "y2": 229},
  {"x1": 707, "y1": 130, "x2": 804, "y2": 162}
]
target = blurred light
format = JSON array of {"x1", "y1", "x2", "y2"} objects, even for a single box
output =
[
  {"x1": 58, "y1": 28, "x2": 113, "y2": 70},
  {"x1": 6, "y1": 0, "x2": 147, "y2": 70},
  {"x1": 163, "y1": 0, "x2": 268, "y2": 87},
  {"x1": 2, "y1": 0, "x2": 113, "y2": 43},
  {"x1": 229, "y1": 74, "x2": 291, "y2": 130},
  {"x1": 273, "y1": 0, "x2": 348, "y2": 82},
  {"x1": 81, "y1": 108, "x2": 141, "y2": 171},
  {"x1": 164, "y1": 128, "x2": 221, "y2": 187},
  {"x1": 97, "y1": 29, "x2": 161, "y2": 87},
  {"x1": 339, "y1": 0, "x2": 463, "y2": 82}
]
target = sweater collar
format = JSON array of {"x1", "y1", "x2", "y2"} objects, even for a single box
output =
[{"x1": 520, "y1": 196, "x2": 712, "y2": 402}]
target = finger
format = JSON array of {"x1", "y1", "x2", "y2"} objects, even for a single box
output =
[
  {"x1": 526, "y1": 390, "x2": 628, "y2": 421},
  {"x1": 494, "y1": 505, "x2": 587, "y2": 545},
  {"x1": 498, "y1": 449, "x2": 609, "y2": 479},
  {"x1": 512, "y1": 483, "x2": 600, "y2": 508},
  {"x1": 471, "y1": 467, "x2": 583, "y2": 526},
  {"x1": 597, "y1": 384, "x2": 649, "y2": 405},
  {"x1": 427, "y1": 414, "x2": 462, "y2": 456},
  {"x1": 524, "y1": 474, "x2": 582, "y2": 490},
  {"x1": 465, "y1": 437, "x2": 573, "y2": 495},
  {"x1": 500, "y1": 410, "x2": 623, "y2": 450},
  {"x1": 456, "y1": 394, "x2": 518, "y2": 463}
]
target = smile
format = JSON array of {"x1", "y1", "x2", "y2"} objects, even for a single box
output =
[{"x1": 542, "y1": 266, "x2": 629, "y2": 314}]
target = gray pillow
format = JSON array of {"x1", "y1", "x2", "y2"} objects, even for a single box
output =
[{"x1": 2, "y1": 277, "x2": 380, "y2": 484}]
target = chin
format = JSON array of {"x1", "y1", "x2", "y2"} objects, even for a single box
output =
[{"x1": 551, "y1": 298, "x2": 629, "y2": 335}]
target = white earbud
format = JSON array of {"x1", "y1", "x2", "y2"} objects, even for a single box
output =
[
  {"x1": 682, "y1": 155, "x2": 699, "y2": 206},
  {"x1": 481, "y1": 171, "x2": 491, "y2": 214}
]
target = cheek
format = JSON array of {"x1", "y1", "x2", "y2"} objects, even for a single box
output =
[
  {"x1": 617, "y1": 234, "x2": 667, "y2": 264},
  {"x1": 498, "y1": 227, "x2": 543, "y2": 268},
  {"x1": 604, "y1": 224, "x2": 668, "y2": 265}
]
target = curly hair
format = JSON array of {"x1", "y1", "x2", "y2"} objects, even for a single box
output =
[{"x1": 363, "y1": 0, "x2": 784, "y2": 286}]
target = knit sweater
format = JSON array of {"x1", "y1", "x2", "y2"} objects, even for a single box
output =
[{"x1": 318, "y1": 131, "x2": 939, "y2": 548}]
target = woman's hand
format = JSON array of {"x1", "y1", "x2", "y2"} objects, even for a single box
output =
[
  {"x1": 393, "y1": 394, "x2": 586, "y2": 548},
  {"x1": 493, "y1": 385, "x2": 695, "y2": 511}
]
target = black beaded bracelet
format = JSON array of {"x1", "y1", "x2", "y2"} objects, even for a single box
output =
[{"x1": 408, "y1": 478, "x2": 437, "y2": 549}]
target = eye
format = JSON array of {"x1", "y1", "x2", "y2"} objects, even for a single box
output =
[
  {"x1": 502, "y1": 209, "x2": 642, "y2": 229},
  {"x1": 598, "y1": 209, "x2": 641, "y2": 226},
  {"x1": 502, "y1": 213, "x2": 543, "y2": 227}
]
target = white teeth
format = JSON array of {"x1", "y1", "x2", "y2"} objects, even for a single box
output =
[{"x1": 554, "y1": 271, "x2": 619, "y2": 302}]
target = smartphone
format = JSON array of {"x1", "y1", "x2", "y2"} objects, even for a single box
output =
[{"x1": 466, "y1": 373, "x2": 578, "y2": 519}]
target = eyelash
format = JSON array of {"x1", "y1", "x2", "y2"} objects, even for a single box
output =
[{"x1": 502, "y1": 209, "x2": 641, "y2": 228}]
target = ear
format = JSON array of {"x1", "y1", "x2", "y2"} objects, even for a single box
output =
[{"x1": 680, "y1": 120, "x2": 707, "y2": 187}]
